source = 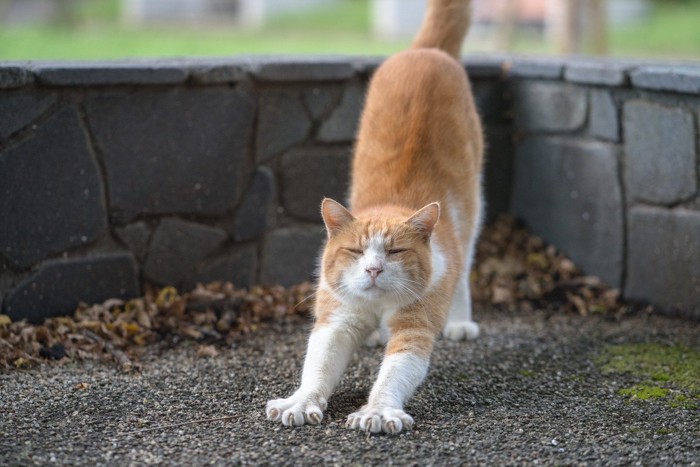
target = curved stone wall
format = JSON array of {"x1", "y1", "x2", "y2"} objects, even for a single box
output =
[{"x1": 0, "y1": 56, "x2": 698, "y2": 321}]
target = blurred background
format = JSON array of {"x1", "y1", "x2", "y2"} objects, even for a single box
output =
[{"x1": 0, "y1": 0, "x2": 698, "y2": 60}]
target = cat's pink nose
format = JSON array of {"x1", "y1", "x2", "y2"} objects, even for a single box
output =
[{"x1": 366, "y1": 266, "x2": 383, "y2": 280}]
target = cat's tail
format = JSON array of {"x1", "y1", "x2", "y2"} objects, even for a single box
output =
[{"x1": 411, "y1": 0, "x2": 472, "y2": 60}]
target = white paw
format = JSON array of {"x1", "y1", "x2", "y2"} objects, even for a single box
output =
[
  {"x1": 266, "y1": 393, "x2": 327, "y2": 427},
  {"x1": 346, "y1": 406, "x2": 414, "y2": 434},
  {"x1": 364, "y1": 330, "x2": 384, "y2": 347},
  {"x1": 443, "y1": 320, "x2": 480, "y2": 341}
]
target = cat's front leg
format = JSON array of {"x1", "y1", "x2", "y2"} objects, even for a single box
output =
[
  {"x1": 266, "y1": 323, "x2": 360, "y2": 427},
  {"x1": 347, "y1": 329, "x2": 432, "y2": 434}
]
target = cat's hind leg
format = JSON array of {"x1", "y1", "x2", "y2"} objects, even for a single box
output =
[{"x1": 443, "y1": 270, "x2": 480, "y2": 340}]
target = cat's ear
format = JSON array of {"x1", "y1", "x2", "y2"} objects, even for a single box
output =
[
  {"x1": 406, "y1": 202, "x2": 440, "y2": 238},
  {"x1": 321, "y1": 198, "x2": 355, "y2": 237}
]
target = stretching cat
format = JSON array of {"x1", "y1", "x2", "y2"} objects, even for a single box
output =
[{"x1": 266, "y1": 0, "x2": 483, "y2": 434}]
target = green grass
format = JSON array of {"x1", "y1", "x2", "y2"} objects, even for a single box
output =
[{"x1": 0, "y1": 0, "x2": 698, "y2": 60}]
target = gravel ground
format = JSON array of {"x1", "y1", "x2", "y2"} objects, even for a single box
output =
[{"x1": 1, "y1": 308, "x2": 699, "y2": 466}]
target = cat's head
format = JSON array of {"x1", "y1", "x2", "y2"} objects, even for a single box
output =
[{"x1": 319, "y1": 198, "x2": 439, "y2": 306}]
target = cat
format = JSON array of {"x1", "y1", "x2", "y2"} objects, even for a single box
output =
[{"x1": 266, "y1": 0, "x2": 483, "y2": 434}]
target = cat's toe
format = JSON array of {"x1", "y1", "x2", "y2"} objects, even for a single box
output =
[
  {"x1": 266, "y1": 395, "x2": 325, "y2": 427},
  {"x1": 443, "y1": 320, "x2": 480, "y2": 341},
  {"x1": 346, "y1": 407, "x2": 413, "y2": 434}
]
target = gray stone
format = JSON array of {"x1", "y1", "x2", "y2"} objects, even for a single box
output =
[
  {"x1": 352, "y1": 57, "x2": 384, "y2": 77},
  {"x1": 0, "y1": 107, "x2": 108, "y2": 268},
  {"x1": 231, "y1": 167, "x2": 277, "y2": 242},
  {"x1": 256, "y1": 90, "x2": 311, "y2": 163},
  {"x1": 564, "y1": 61, "x2": 629, "y2": 86},
  {"x1": 512, "y1": 136, "x2": 623, "y2": 287},
  {"x1": 183, "y1": 245, "x2": 258, "y2": 291},
  {"x1": 0, "y1": 92, "x2": 56, "y2": 140},
  {"x1": 250, "y1": 57, "x2": 355, "y2": 82},
  {"x1": 0, "y1": 65, "x2": 31, "y2": 88},
  {"x1": 514, "y1": 81, "x2": 588, "y2": 132},
  {"x1": 588, "y1": 90, "x2": 620, "y2": 142},
  {"x1": 86, "y1": 88, "x2": 255, "y2": 223},
  {"x1": 483, "y1": 126, "x2": 514, "y2": 222},
  {"x1": 473, "y1": 81, "x2": 508, "y2": 123},
  {"x1": 630, "y1": 66, "x2": 700, "y2": 94},
  {"x1": 260, "y1": 227, "x2": 326, "y2": 286},
  {"x1": 143, "y1": 218, "x2": 227, "y2": 286},
  {"x1": 281, "y1": 147, "x2": 351, "y2": 222},
  {"x1": 185, "y1": 58, "x2": 248, "y2": 83},
  {"x1": 317, "y1": 81, "x2": 365, "y2": 143},
  {"x1": 114, "y1": 222, "x2": 151, "y2": 262},
  {"x1": 3, "y1": 252, "x2": 140, "y2": 323},
  {"x1": 626, "y1": 206, "x2": 700, "y2": 317},
  {"x1": 623, "y1": 100, "x2": 696, "y2": 204},
  {"x1": 32, "y1": 60, "x2": 188, "y2": 86},
  {"x1": 302, "y1": 86, "x2": 343, "y2": 121},
  {"x1": 508, "y1": 59, "x2": 564, "y2": 79},
  {"x1": 464, "y1": 56, "x2": 508, "y2": 79}
]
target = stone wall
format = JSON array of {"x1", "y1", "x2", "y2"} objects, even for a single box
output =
[{"x1": 1, "y1": 56, "x2": 698, "y2": 322}]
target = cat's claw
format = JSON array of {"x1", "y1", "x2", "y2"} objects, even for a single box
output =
[
  {"x1": 266, "y1": 394, "x2": 327, "y2": 427},
  {"x1": 443, "y1": 320, "x2": 480, "y2": 341},
  {"x1": 346, "y1": 407, "x2": 414, "y2": 434}
]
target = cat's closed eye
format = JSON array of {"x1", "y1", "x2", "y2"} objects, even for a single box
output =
[
  {"x1": 387, "y1": 249, "x2": 407, "y2": 255},
  {"x1": 343, "y1": 248, "x2": 363, "y2": 255}
]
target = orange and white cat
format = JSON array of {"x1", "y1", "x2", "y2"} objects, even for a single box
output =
[{"x1": 266, "y1": 0, "x2": 483, "y2": 434}]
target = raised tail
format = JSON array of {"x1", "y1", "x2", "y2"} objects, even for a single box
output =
[{"x1": 411, "y1": 0, "x2": 472, "y2": 59}]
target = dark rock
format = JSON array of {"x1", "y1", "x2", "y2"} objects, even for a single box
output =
[
  {"x1": 250, "y1": 57, "x2": 355, "y2": 82},
  {"x1": 564, "y1": 61, "x2": 629, "y2": 86},
  {"x1": 508, "y1": 59, "x2": 564, "y2": 79},
  {"x1": 623, "y1": 100, "x2": 696, "y2": 204},
  {"x1": 302, "y1": 85, "x2": 343, "y2": 121},
  {"x1": 183, "y1": 245, "x2": 258, "y2": 291},
  {"x1": 317, "y1": 81, "x2": 365, "y2": 143},
  {"x1": 464, "y1": 56, "x2": 508, "y2": 79},
  {"x1": 39, "y1": 343, "x2": 66, "y2": 360},
  {"x1": 588, "y1": 90, "x2": 620, "y2": 142},
  {"x1": 473, "y1": 81, "x2": 509, "y2": 123},
  {"x1": 626, "y1": 206, "x2": 700, "y2": 317},
  {"x1": 0, "y1": 107, "x2": 108, "y2": 268},
  {"x1": 256, "y1": 90, "x2": 311, "y2": 163},
  {"x1": 0, "y1": 92, "x2": 56, "y2": 141},
  {"x1": 230, "y1": 167, "x2": 277, "y2": 242},
  {"x1": 260, "y1": 227, "x2": 326, "y2": 287},
  {"x1": 512, "y1": 136, "x2": 623, "y2": 287},
  {"x1": 483, "y1": 126, "x2": 514, "y2": 222},
  {"x1": 0, "y1": 65, "x2": 31, "y2": 89},
  {"x1": 3, "y1": 252, "x2": 140, "y2": 323},
  {"x1": 143, "y1": 218, "x2": 227, "y2": 286},
  {"x1": 281, "y1": 147, "x2": 351, "y2": 222},
  {"x1": 186, "y1": 58, "x2": 248, "y2": 83},
  {"x1": 114, "y1": 222, "x2": 152, "y2": 262},
  {"x1": 85, "y1": 88, "x2": 255, "y2": 223},
  {"x1": 514, "y1": 81, "x2": 588, "y2": 132},
  {"x1": 630, "y1": 65, "x2": 700, "y2": 94},
  {"x1": 32, "y1": 60, "x2": 188, "y2": 86}
]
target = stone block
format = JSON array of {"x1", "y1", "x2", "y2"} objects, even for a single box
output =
[
  {"x1": 464, "y1": 56, "x2": 507, "y2": 79},
  {"x1": 32, "y1": 60, "x2": 188, "y2": 86},
  {"x1": 588, "y1": 90, "x2": 620, "y2": 142},
  {"x1": 230, "y1": 167, "x2": 277, "y2": 242},
  {"x1": 0, "y1": 92, "x2": 56, "y2": 141},
  {"x1": 281, "y1": 147, "x2": 351, "y2": 222},
  {"x1": 114, "y1": 222, "x2": 151, "y2": 262},
  {"x1": 256, "y1": 90, "x2": 311, "y2": 163},
  {"x1": 630, "y1": 66, "x2": 700, "y2": 94},
  {"x1": 185, "y1": 58, "x2": 248, "y2": 83},
  {"x1": 183, "y1": 245, "x2": 258, "y2": 291},
  {"x1": 0, "y1": 66, "x2": 31, "y2": 89},
  {"x1": 626, "y1": 207, "x2": 700, "y2": 318},
  {"x1": 317, "y1": 81, "x2": 366, "y2": 143},
  {"x1": 472, "y1": 81, "x2": 509, "y2": 124},
  {"x1": 250, "y1": 57, "x2": 355, "y2": 82},
  {"x1": 302, "y1": 85, "x2": 343, "y2": 121},
  {"x1": 564, "y1": 61, "x2": 629, "y2": 86},
  {"x1": 85, "y1": 88, "x2": 255, "y2": 223},
  {"x1": 0, "y1": 107, "x2": 108, "y2": 268},
  {"x1": 508, "y1": 59, "x2": 564, "y2": 79},
  {"x1": 260, "y1": 227, "x2": 326, "y2": 286},
  {"x1": 3, "y1": 252, "x2": 140, "y2": 323},
  {"x1": 514, "y1": 81, "x2": 588, "y2": 132},
  {"x1": 483, "y1": 126, "x2": 514, "y2": 222},
  {"x1": 143, "y1": 218, "x2": 227, "y2": 286},
  {"x1": 512, "y1": 136, "x2": 623, "y2": 287},
  {"x1": 623, "y1": 100, "x2": 696, "y2": 204}
]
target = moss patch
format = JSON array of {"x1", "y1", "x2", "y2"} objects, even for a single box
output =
[{"x1": 597, "y1": 343, "x2": 700, "y2": 408}]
